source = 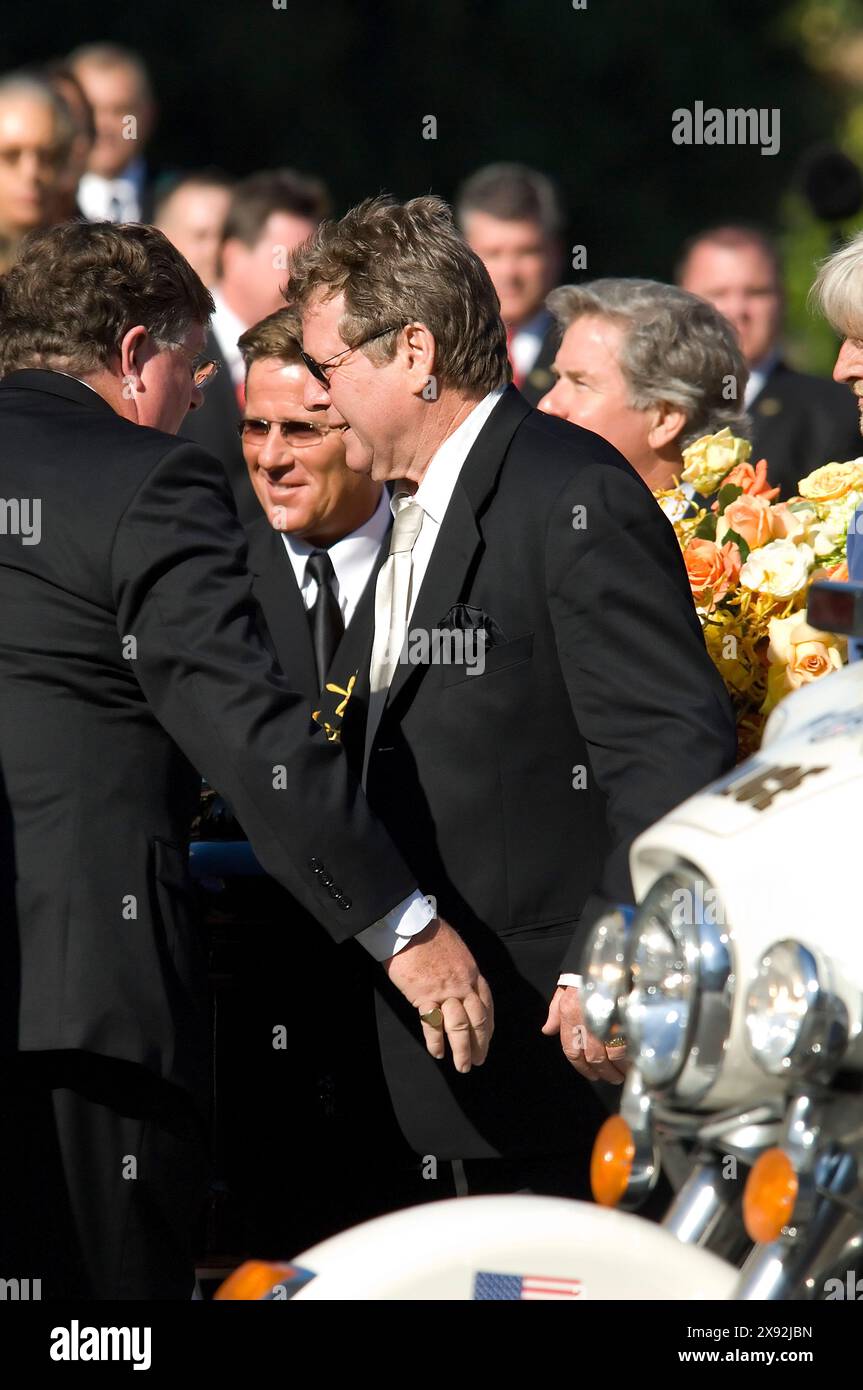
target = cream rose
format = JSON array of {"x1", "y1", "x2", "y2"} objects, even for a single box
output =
[
  {"x1": 681, "y1": 428, "x2": 751, "y2": 496},
  {"x1": 797, "y1": 460, "x2": 863, "y2": 504},
  {"x1": 739, "y1": 539, "x2": 814, "y2": 598}
]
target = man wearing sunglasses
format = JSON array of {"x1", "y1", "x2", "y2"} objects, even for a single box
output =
[{"x1": 220, "y1": 306, "x2": 411, "y2": 1249}]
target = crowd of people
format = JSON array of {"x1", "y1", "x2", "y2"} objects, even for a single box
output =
[{"x1": 2, "y1": 40, "x2": 863, "y2": 1301}]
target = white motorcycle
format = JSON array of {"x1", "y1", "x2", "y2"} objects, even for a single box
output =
[
  {"x1": 217, "y1": 581, "x2": 863, "y2": 1301},
  {"x1": 583, "y1": 578, "x2": 863, "y2": 1299}
]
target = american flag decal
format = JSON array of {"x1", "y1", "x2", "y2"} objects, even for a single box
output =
[{"x1": 473, "y1": 1271, "x2": 583, "y2": 1300}]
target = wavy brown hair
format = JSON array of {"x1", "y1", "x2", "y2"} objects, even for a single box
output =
[
  {"x1": 287, "y1": 194, "x2": 510, "y2": 396},
  {"x1": 0, "y1": 221, "x2": 214, "y2": 377}
]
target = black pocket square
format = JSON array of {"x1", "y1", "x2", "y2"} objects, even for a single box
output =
[{"x1": 438, "y1": 604, "x2": 508, "y2": 647}]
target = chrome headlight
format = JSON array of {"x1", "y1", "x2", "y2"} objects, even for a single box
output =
[
  {"x1": 583, "y1": 905, "x2": 634, "y2": 1042},
  {"x1": 625, "y1": 868, "x2": 733, "y2": 1101},
  {"x1": 745, "y1": 940, "x2": 850, "y2": 1079}
]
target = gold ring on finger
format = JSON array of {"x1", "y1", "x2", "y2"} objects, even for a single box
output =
[{"x1": 419, "y1": 1006, "x2": 443, "y2": 1028}]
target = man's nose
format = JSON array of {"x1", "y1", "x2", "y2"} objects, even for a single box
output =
[
  {"x1": 303, "y1": 372, "x2": 331, "y2": 411},
  {"x1": 834, "y1": 339, "x2": 858, "y2": 385},
  {"x1": 259, "y1": 428, "x2": 293, "y2": 468},
  {"x1": 537, "y1": 384, "x2": 567, "y2": 418}
]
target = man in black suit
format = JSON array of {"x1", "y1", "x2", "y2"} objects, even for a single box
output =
[
  {"x1": 678, "y1": 225, "x2": 862, "y2": 498},
  {"x1": 179, "y1": 170, "x2": 330, "y2": 524},
  {"x1": 292, "y1": 195, "x2": 737, "y2": 1198},
  {"x1": 68, "y1": 44, "x2": 160, "y2": 223},
  {"x1": 218, "y1": 306, "x2": 413, "y2": 1251},
  {"x1": 457, "y1": 163, "x2": 564, "y2": 407},
  {"x1": 0, "y1": 222, "x2": 491, "y2": 1297}
]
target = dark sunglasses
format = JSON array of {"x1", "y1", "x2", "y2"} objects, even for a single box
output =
[{"x1": 299, "y1": 324, "x2": 405, "y2": 386}]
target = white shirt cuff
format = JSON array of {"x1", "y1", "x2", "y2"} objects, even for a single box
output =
[
  {"x1": 355, "y1": 891, "x2": 437, "y2": 962},
  {"x1": 557, "y1": 973, "x2": 583, "y2": 990}
]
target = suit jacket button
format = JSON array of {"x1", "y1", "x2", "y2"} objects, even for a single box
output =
[
  {"x1": 309, "y1": 858, "x2": 322, "y2": 872},
  {"x1": 339, "y1": 897, "x2": 352, "y2": 910},
  {"x1": 320, "y1": 872, "x2": 333, "y2": 887}
]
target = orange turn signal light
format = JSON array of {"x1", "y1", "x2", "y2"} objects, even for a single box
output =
[
  {"x1": 591, "y1": 1114, "x2": 636, "y2": 1207},
  {"x1": 214, "y1": 1259, "x2": 297, "y2": 1301},
  {"x1": 743, "y1": 1147, "x2": 799, "y2": 1244}
]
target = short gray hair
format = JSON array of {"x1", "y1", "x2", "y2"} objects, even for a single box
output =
[
  {"x1": 0, "y1": 73, "x2": 75, "y2": 156},
  {"x1": 547, "y1": 278, "x2": 749, "y2": 447},
  {"x1": 810, "y1": 230, "x2": 863, "y2": 337}
]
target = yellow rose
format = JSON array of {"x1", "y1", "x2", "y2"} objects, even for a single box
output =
[
  {"x1": 681, "y1": 428, "x2": 752, "y2": 496},
  {"x1": 797, "y1": 460, "x2": 863, "y2": 504},
  {"x1": 762, "y1": 615, "x2": 846, "y2": 714}
]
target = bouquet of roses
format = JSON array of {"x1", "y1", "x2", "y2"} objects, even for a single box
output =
[{"x1": 655, "y1": 428, "x2": 858, "y2": 760}]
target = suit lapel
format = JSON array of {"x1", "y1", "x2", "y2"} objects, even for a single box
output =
[
  {"x1": 246, "y1": 517, "x2": 320, "y2": 701},
  {"x1": 384, "y1": 386, "x2": 532, "y2": 710}
]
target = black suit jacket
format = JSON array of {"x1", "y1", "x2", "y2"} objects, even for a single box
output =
[
  {"x1": 750, "y1": 360, "x2": 861, "y2": 499},
  {"x1": 515, "y1": 314, "x2": 558, "y2": 407},
  {"x1": 0, "y1": 371, "x2": 417, "y2": 1104},
  {"x1": 178, "y1": 327, "x2": 258, "y2": 524},
  {"x1": 319, "y1": 387, "x2": 737, "y2": 1161}
]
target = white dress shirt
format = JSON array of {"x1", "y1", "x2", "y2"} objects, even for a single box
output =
[
  {"x1": 744, "y1": 350, "x2": 779, "y2": 410},
  {"x1": 77, "y1": 159, "x2": 147, "y2": 223},
  {"x1": 511, "y1": 307, "x2": 552, "y2": 383},
  {"x1": 210, "y1": 288, "x2": 249, "y2": 388},
  {"x1": 281, "y1": 488, "x2": 391, "y2": 627},
  {"x1": 404, "y1": 387, "x2": 506, "y2": 619},
  {"x1": 355, "y1": 388, "x2": 506, "y2": 961}
]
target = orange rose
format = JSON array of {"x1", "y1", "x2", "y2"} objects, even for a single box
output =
[
  {"x1": 716, "y1": 493, "x2": 775, "y2": 550},
  {"x1": 683, "y1": 538, "x2": 741, "y2": 606},
  {"x1": 810, "y1": 557, "x2": 849, "y2": 583},
  {"x1": 711, "y1": 457, "x2": 780, "y2": 509}
]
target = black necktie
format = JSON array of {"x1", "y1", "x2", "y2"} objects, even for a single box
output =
[{"x1": 305, "y1": 550, "x2": 344, "y2": 685}]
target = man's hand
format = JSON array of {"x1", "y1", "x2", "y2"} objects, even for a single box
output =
[
  {"x1": 384, "y1": 918, "x2": 493, "y2": 1073},
  {"x1": 542, "y1": 986, "x2": 628, "y2": 1084}
]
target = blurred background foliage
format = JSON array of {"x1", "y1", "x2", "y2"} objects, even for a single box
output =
[{"x1": 2, "y1": 0, "x2": 863, "y2": 373}]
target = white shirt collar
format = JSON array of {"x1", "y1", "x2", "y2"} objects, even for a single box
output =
[
  {"x1": 409, "y1": 388, "x2": 506, "y2": 526},
  {"x1": 77, "y1": 159, "x2": 146, "y2": 220},
  {"x1": 744, "y1": 349, "x2": 780, "y2": 408},
  {"x1": 210, "y1": 287, "x2": 250, "y2": 385},
  {"x1": 280, "y1": 488, "x2": 391, "y2": 623}
]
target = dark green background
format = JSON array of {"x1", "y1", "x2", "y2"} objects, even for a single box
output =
[{"x1": 0, "y1": 0, "x2": 851, "y2": 361}]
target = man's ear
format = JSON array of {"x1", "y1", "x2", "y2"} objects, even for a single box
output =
[
  {"x1": 647, "y1": 402, "x2": 687, "y2": 451},
  {"x1": 401, "y1": 322, "x2": 437, "y2": 397},
  {"x1": 119, "y1": 324, "x2": 150, "y2": 393}
]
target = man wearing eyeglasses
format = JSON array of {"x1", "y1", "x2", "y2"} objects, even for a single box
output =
[
  {"x1": 0, "y1": 221, "x2": 492, "y2": 1298},
  {"x1": 291, "y1": 195, "x2": 736, "y2": 1202}
]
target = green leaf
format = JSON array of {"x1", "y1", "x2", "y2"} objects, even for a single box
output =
[
  {"x1": 694, "y1": 512, "x2": 718, "y2": 540},
  {"x1": 716, "y1": 483, "x2": 743, "y2": 513},
  {"x1": 722, "y1": 527, "x2": 750, "y2": 562}
]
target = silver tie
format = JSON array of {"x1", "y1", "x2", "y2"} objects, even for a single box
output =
[{"x1": 363, "y1": 492, "x2": 424, "y2": 781}]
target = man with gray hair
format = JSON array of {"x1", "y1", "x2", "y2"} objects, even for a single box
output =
[
  {"x1": 539, "y1": 278, "x2": 748, "y2": 492},
  {"x1": 294, "y1": 194, "x2": 736, "y2": 1199},
  {"x1": 0, "y1": 72, "x2": 74, "y2": 264}
]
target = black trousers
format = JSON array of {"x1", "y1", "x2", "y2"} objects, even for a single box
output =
[{"x1": 0, "y1": 1051, "x2": 209, "y2": 1300}]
